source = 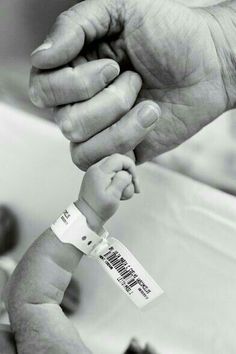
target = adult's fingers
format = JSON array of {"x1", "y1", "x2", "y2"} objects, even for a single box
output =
[
  {"x1": 29, "y1": 59, "x2": 120, "y2": 108},
  {"x1": 55, "y1": 71, "x2": 142, "y2": 142},
  {"x1": 71, "y1": 101, "x2": 161, "y2": 171},
  {"x1": 31, "y1": 0, "x2": 121, "y2": 69}
]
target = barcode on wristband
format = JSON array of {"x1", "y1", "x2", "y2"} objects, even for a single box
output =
[{"x1": 97, "y1": 238, "x2": 163, "y2": 308}]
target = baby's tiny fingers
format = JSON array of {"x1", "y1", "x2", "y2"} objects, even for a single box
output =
[
  {"x1": 121, "y1": 183, "x2": 135, "y2": 200},
  {"x1": 99, "y1": 154, "x2": 135, "y2": 174},
  {"x1": 110, "y1": 171, "x2": 132, "y2": 199}
]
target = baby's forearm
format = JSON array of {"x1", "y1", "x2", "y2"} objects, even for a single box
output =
[
  {"x1": 7, "y1": 229, "x2": 83, "y2": 307},
  {"x1": 6, "y1": 198, "x2": 103, "y2": 306},
  {"x1": 4, "y1": 154, "x2": 135, "y2": 354},
  {"x1": 5, "y1": 210, "x2": 91, "y2": 353}
]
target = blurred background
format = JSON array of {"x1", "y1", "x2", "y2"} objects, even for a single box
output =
[{"x1": 0, "y1": 0, "x2": 77, "y2": 118}]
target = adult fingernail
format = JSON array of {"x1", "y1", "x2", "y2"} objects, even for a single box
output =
[
  {"x1": 102, "y1": 64, "x2": 120, "y2": 84},
  {"x1": 29, "y1": 87, "x2": 45, "y2": 108},
  {"x1": 31, "y1": 41, "x2": 52, "y2": 56},
  {"x1": 138, "y1": 104, "x2": 161, "y2": 128}
]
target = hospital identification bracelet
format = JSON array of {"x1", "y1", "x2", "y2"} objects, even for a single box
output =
[{"x1": 51, "y1": 203, "x2": 163, "y2": 309}]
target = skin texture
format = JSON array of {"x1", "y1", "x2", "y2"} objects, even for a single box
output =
[
  {"x1": 2, "y1": 154, "x2": 139, "y2": 354},
  {"x1": 30, "y1": 0, "x2": 236, "y2": 170}
]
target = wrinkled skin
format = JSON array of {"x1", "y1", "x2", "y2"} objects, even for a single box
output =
[
  {"x1": 30, "y1": 0, "x2": 236, "y2": 169},
  {"x1": 84, "y1": 0, "x2": 228, "y2": 159}
]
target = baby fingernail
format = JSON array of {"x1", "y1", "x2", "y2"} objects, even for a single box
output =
[
  {"x1": 31, "y1": 41, "x2": 52, "y2": 56},
  {"x1": 102, "y1": 64, "x2": 120, "y2": 83},
  {"x1": 138, "y1": 104, "x2": 161, "y2": 128},
  {"x1": 29, "y1": 87, "x2": 45, "y2": 108}
]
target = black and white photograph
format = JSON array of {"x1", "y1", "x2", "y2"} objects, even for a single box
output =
[{"x1": 0, "y1": 0, "x2": 236, "y2": 353}]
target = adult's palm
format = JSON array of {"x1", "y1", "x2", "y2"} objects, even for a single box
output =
[
  {"x1": 112, "y1": 0, "x2": 227, "y2": 161},
  {"x1": 31, "y1": 0, "x2": 230, "y2": 166}
]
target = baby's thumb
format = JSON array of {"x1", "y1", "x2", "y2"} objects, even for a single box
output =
[{"x1": 110, "y1": 171, "x2": 133, "y2": 200}]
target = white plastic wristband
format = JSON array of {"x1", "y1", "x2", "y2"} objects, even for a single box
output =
[
  {"x1": 51, "y1": 203, "x2": 164, "y2": 308},
  {"x1": 51, "y1": 203, "x2": 108, "y2": 255}
]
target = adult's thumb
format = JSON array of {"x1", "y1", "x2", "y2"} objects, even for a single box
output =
[{"x1": 31, "y1": 0, "x2": 120, "y2": 70}]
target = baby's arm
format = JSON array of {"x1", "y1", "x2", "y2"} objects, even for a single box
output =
[{"x1": 4, "y1": 154, "x2": 138, "y2": 354}]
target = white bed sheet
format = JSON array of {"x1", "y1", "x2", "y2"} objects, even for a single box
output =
[{"x1": 1, "y1": 102, "x2": 236, "y2": 354}]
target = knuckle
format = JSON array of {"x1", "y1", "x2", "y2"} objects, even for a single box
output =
[
  {"x1": 56, "y1": 107, "x2": 73, "y2": 136},
  {"x1": 101, "y1": 198, "x2": 116, "y2": 215},
  {"x1": 108, "y1": 153, "x2": 120, "y2": 162},
  {"x1": 57, "y1": 105, "x2": 88, "y2": 143},
  {"x1": 111, "y1": 124, "x2": 132, "y2": 152},
  {"x1": 87, "y1": 164, "x2": 98, "y2": 176},
  {"x1": 57, "y1": 11, "x2": 75, "y2": 27},
  {"x1": 54, "y1": 11, "x2": 81, "y2": 65},
  {"x1": 54, "y1": 106, "x2": 66, "y2": 123},
  {"x1": 79, "y1": 74, "x2": 93, "y2": 100},
  {"x1": 113, "y1": 153, "x2": 122, "y2": 159},
  {"x1": 73, "y1": 115, "x2": 89, "y2": 143},
  {"x1": 69, "y1": 66, "x2": 93, "y2": 101},
  {"x1": 29, "y1": 77, "x2": 46, "y2": 108},
  {"x1": 105, "y1": 86, "x2": 132, "y2": 113},
  {"x1": 31, "y1": 74, "x2": 56, "y2": 107},
  {"x1": 66, "y1": 67, "x2": 92, "y2": 101}
]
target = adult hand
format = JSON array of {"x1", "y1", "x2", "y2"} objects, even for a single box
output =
[{"x1": 30, "y1": 0, "x2": 236, "y2": 169}]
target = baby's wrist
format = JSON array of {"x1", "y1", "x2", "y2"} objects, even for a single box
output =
[{"x1": 75, "y1": 198, "x2": 105, "y2": 234}]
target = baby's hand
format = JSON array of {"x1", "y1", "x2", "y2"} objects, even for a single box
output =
[{"x1": 76, "y1": 154, "x2": 140, "y2": 232}]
